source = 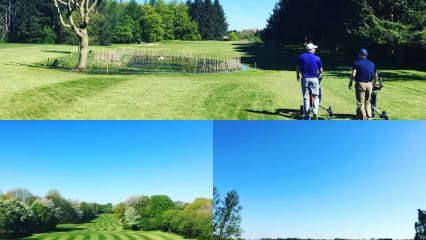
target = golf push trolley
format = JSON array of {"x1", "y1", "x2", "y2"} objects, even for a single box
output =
[
  {"x1": 370, "y1": 76, "x2": 389, "y2": 120},
  {"x1": 300, "y1": 76, "x2": 389, "y2": 120}
]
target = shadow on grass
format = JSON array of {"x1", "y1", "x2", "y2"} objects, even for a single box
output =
[
  {"x1": 233, "y1": 42, "x2": 301, "y2": 71},
  {"x1": 330, "y1": 113, "x2": 358, "y2": 120},
  {"x1": 245, "y1": 108, "x2": 302, "y2": 120},
  {"x1": 326, "y1": 69, "x2": 426, "y2": 82},
  {"x1": 233, "y1": 42, "x2": 356, "y2": 71},
  {"x1": 2, "y1": 227, "x2": 87, "y2": 239},
  {"x1": 233, "y1": 42, "x2": 426, "y2": 80},
  {"x1": 51, "y1": 227, "x2": 85, "y2": 233},
  {"x1": 380, "y1": 71, "x2": 426, "y2": 82},
  {"x1": 0, "y1": 232, "x2": 33, "y2": 239},
  {"x1": 42, "y1": 50, "x2": 73, "y2": 54},
  {"x1": 246, "y1": 108, "x2": 357, "y2": 120}
]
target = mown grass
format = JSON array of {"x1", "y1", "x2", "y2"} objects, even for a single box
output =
[
  {"x1": 0, "y1": 41, "x2": 424, "y2": 120},
  {"x1": 1, "y1": 214, "x2": 187, "y2": 240}
]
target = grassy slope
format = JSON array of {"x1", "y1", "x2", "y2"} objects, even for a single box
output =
[
  {"x1": 1, "y1": 214, "x2": 186, "y2": 240},
  {"x1": 0, "y1": 41, "x2": 424, "y2": 120}
]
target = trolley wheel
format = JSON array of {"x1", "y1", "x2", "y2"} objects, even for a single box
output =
[
  {"x1": 382, "y1": 111, "x2": 389, "y2": 120},
  {"x1": 328, "y1": 107, "x2": 334, "y2": 117}
]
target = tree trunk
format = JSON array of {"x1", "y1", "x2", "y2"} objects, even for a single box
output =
[{"x1": 77, "y1": 29, "x2": 89, "y2": 71}]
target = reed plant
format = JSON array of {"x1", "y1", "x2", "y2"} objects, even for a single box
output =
[{"x1": 52, "y1": 47, "x2": 242, "y2": 74}]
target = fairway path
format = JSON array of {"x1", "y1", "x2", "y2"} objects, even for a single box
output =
[{"x1": 4, "y1": 215, "x2": 187, "y2": 240}]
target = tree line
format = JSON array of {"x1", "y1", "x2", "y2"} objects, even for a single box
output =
[
  {"x1": 0, "y1": 188, "x2": 214, "y2": 239},
  {"x1": 0, "y1": 189, "x2": 112, "y2": 237},
  {"x1": 415, "y1": 209, "x2": 426, "y2": 240},
  {"x1": 112, "y1": 195, "x2": 212, "y2": 240},
  {"x1": 0, "y1": 0, "x2": 228, "y2": 45},
  {"x1": 262, "y1": 0, "x2": 425, "y2": 67}
]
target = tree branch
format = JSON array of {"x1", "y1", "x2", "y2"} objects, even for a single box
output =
[
  {"x1": 79, "y1": 0, "x2": 86, "y2": 24},
  {"x1": 68, "y1": 13, "x2": 83, "y2": 38},
  {"x1": 57, "y1": 0, "x2": 68, "y2": 6},
  {"x1": 53, "y1": 0, "x2": 71, "y2": 28},
  {"x1": 88, "y1": 0, "x2": 99, "y2": 14}
]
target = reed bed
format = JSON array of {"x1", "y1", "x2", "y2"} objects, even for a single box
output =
[{"x1": 61, "y1": 47, "x2": 243, "y2": 74}]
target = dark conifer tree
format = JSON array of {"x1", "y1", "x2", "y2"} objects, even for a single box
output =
[
  {"x1": 9, "y1": 0, "x2": 56, "y2": 43},
  {"x1": 187, "y1": 0, "x2": 227, "y2": 40}
]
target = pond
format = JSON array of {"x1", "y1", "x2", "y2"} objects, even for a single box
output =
[{"x1": 47, "y1": 49, "x2": 246, "y2": 74}]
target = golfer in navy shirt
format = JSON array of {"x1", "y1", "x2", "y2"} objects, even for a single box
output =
[
  {"x1": 297, "y1": 43, "x2": 323, "y2": 120},
  {"x1": 349, "y1": 49, "x2": 378, "y2": 120}
]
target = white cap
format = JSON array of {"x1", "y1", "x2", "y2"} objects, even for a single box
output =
[{"x1": 306, "y1": 43, "x2": 318, "y2": 51}]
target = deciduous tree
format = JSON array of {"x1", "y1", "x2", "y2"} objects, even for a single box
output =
[
  {"x1": 53, "y1": 0, "x2": 100, "y2": 70},
  {"x1": 123, "y1": 207, "x2": 141, "y2": 230},
  {"x1": 140, "y1": 3, "x2": 164, "y2": 42}
]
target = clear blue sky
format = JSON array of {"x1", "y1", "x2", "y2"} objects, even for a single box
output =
[
  {"x1": 0, "y1": 121, "x2": 213, "y2": 204},
  {"x1": 137, "y1": 0, "x2": 278, "y2": 30},
  {"x1": 214, "y1": 121, "x2": 426, "y2": 239},
  {"x1": 219, "y1": 0, "x2": 277, "y2": 30}
]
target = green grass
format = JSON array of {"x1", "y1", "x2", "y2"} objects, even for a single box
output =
[
  {"x1": 0, "y1": 214, "x2": 187, "y2": 240},
  {"x1": 0, "y1": 41, "x2": 424, "y2": 120}
]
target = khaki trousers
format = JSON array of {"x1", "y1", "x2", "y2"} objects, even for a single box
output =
[{"x1": 355, "y1": 82, "x2": 373, "y2": 120}]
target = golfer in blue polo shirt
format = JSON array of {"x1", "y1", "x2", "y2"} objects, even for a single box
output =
[
  {"x1": 349, "y1": 49, "x2": 378, "y2": 120},
  {"x1": 297, "y1": 43, "x2": 323, "y2": 120}
]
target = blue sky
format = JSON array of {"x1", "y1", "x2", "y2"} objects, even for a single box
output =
[
  {"x1": 137, "y1": 0, "x2": 278, "y2": 30},
  {"x1": 214, "y1": 121, "x2": 426, "y2": 239},
  {"x1": 0, "y1": 121, "x2": 213, "y2": 204},
  {"x1": 219, "y1": 0, "x2": 277, "y2": 30}
]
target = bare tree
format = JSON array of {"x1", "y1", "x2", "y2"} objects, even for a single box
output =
[
  {"x1": 6, "y1": 188, "x2": 34, "y2": 204},
  {"x1": 0, "y1": 0, "x2": 14, "y2": 41},
  {"x1": 53, "y1": 0, "x2": 99, "y2": 70}
]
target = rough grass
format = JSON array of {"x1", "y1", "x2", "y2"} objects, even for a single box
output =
[
  {"x1": 1, "y1": 215, "x2": 187, "y2": 240},
  {"x1": 0, "y1": 41, "x2": 424, "y2": 120}
]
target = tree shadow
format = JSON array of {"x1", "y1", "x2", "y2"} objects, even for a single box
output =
[
  {"x1": 51, "y1": 227, "x2": 85, "y2": 233},
  {"x1": 233, "y1": 42, "x2": 302, "y2": 71},
  {"x1": 42, "y1": 50, "x2": 73, "y2": 54},
  {"x1": 0, "y1": 232, "x2": 33, "y2": 239},
  {"x1": 233, "y1": 42, "x2": 356, "y2": 71},
  {"x1": 380, "y1": 71, "x2": 425, "y2": 82},
  {"x1": 5, "y1": 227, "x2": 86, "y2": 239},
  {"x1": 233, "y1": 42, "x2": 425, "y2": 78},
  {"x1": 326, "y1": 68, "x2": 426, "y2": 82}
]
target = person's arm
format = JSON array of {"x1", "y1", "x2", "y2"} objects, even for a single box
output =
[
  {"x1": 316, "y1": 57, "x2": 323, "y2": 79},
  {"x1": 373, "y1": 72, "x2": 379, "y2": 85},
  {"x1": 373, "y1": 65, "x2": 378, "y2": 85},
  {"x1": 349, "y1": 69, "x2": 356, "y2": 90},
  {"x1": 296, "y1": 65, "x2": 301, "y2": 81},
  {"x1": 318, "y1": 58, "x2": 324, "y2": 76}
]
